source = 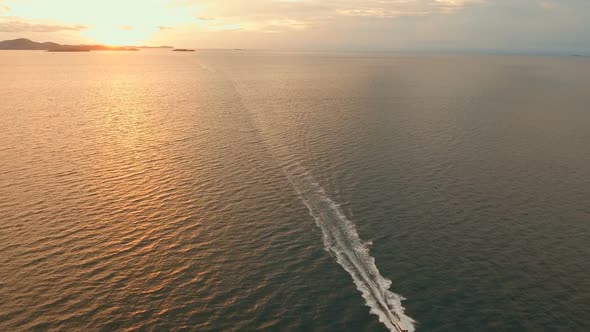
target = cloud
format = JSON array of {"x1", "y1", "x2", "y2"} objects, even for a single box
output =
[
  {"x1": 0, "y1": 4, "x2": 10, "y2": 14},
  {"x1": 337, "y1": 8, "x2": 430, "y2": 18},
  {"x1": 2, "y1": 0, "x2": 588, "y2": 52},
  {"x1": 539, "y1": 1, "x2": 557, "y2": 9},
  {"x1": 173, "y1": 0, "x2": 488, "y2": 33},
  {"x1": 0, "y1": 16, "x2": 87, "y2": 32},
  {"x1": 333, "y1": 0, "x2": 486, "y2": 17},
  {"x1": 240, "y1": 18, "x2": 309, "y2": 32},
  {"x1": 120, "y1": 25, "x2": 134, "y2": 30}
]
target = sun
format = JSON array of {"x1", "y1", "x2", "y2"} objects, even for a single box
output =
[{"x1": 85, "y1": 25, "x2": 155, "y2": 46}]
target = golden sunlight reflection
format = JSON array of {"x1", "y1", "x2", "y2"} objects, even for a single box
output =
[{"x1": 86, "y1": 76, "x2": 161, "y2": 206}]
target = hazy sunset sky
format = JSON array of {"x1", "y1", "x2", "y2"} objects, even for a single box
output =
[{"x1": 0, "y1": 0, "x2": 588, "y2": 52}]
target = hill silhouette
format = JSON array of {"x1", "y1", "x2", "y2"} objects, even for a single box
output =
[
  {"x1": 0, "y1": 38, "x2": 62, "y2": 50},
  {"x1": 0, "y1": 38, "x2": 157, "y2": 51}
]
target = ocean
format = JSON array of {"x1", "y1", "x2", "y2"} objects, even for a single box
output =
[{"x1": 1, "y1": 50, "x2": 589, "y2": 331}]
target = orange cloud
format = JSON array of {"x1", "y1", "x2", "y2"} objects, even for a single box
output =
[
  {"x1": 539, "y1": 1, "x2": 557, "y2": 10},
  {"x1": 0, "y1": 16, "x2": 87, "y2": 32}
]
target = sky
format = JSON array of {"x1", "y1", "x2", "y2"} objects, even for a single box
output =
[{"x1": 0, "y1": 0, "x2": 589, "y2": 53}]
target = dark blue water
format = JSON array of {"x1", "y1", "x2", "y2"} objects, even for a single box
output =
[{"x1": 1, "y1": 51, "x2": 589, "y2": 331}]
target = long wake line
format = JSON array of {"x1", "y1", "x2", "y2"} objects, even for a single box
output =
[
  {"x1": 213, "y1": 70, "x2": 416, "y2": 331},
  {"x1": 282, "y1": 162, "x2": 416, "y2": 332}
]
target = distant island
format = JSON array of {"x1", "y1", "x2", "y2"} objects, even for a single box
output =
[
  {"x1": 48, "y1": 48, "x2": 91, "y2": 52},
  {"x1": 0, "y1": 38, "x2": 61, "y2": 50},
  {"x1": 48, "y1": 45, "x2": 139, "y2": 52},
  {"x1": 173, "y1": 49, "x2": 195, "y2": 52},
  {"x1": 0, "y1": 38, "x2": 172, "y2": 52}
]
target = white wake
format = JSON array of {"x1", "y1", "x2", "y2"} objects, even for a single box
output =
[
  {"x1": 213, "y1": 70, "x2": 416, "y2": 331},
  {"x1": 282, "y1": 162, "x2": 416, "y2": 332}
]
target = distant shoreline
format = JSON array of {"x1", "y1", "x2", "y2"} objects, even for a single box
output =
[
  {"x1": 1, "y1": 39, "x2": 588, "y2": 58},
  {"x1": 0, "y1": 38, "x2": 169, "y2": 52},
  {"x1": 47, "y1": 49, "x2": 91, "y2": 52}
]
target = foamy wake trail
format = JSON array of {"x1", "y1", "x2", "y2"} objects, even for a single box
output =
[
  {"x1": 218, "y1": 71, "x2": 415, "y2": 331},
  {"x1": 282, "y1": 162, "x2": 416, "y2": 332}
]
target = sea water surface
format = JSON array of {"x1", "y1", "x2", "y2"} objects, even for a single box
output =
[{"x1": 1, "y1": 50, "x2": 589, "y2": 331}]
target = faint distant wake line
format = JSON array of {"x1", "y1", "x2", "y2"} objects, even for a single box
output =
[{"x1": 203, "y1": 67, "x2": 415, "y2": 331}]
